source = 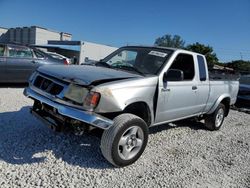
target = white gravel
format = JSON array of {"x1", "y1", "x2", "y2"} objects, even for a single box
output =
[{"x1": 0, "y1": 87, "x2": 249, "y2": 188}]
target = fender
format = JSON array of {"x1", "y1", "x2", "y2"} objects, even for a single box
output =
[
  {"x1": 124, "y1": 98, "x2": 155, "y2": 126},
  {"x1": 207, "y1": 94, "x2": 230, "y2": 114}
]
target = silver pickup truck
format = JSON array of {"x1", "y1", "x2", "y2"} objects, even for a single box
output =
[{"x1": 24, "y1": 46, "x2": 239, "y2": 167}]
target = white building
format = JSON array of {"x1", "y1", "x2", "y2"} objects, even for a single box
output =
[
  {"x1": 80, "y1": 41, "x2": 117, "y2": 62},
  {"x1": 0, "y1": 26, "x2": 118, "y2": 64},
  {"x1": 0, "y1": 26, "x2": 72, "y2": 45},
  {"x1": 47, "y1": 40, "x2": 117, "y2": 64}
]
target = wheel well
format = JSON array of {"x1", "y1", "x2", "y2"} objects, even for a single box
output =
[
  {"x1": 221, "y1": 97, "x2": 230, "y2": 117},
  {"x1": 123, "y1": 102, "x2": 151, "y2": 126}
]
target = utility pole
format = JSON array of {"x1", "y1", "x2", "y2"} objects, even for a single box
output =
[{"x1": 240, "y1": 52, "x2": 243, "y2": 60}]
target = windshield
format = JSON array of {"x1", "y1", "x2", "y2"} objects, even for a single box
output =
[{"x1": 101, "y1": 47, "x2": 173, "y2": 75}]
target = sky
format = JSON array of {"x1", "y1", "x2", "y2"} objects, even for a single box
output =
[{"x1": 0, "y1": 0, "x2": 250, "y2": 62}]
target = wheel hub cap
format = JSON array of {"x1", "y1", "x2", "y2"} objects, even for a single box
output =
[
  {"x1": 127, "y1": 135, "x2": 137, "y2": 147},
  {"x1": 118, "y1": 126, "x2": 144, "y2": 160},
  {"x1": 215, "y1": 108, "x2": 224, "y2": 127}
]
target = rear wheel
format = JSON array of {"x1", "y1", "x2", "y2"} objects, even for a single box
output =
[
  {"x1": 205, "y1": 103, "x2": 226, "y2": 131},
  {"x1": 100, "y1": 113, "x2": 148, "y2": 167}
]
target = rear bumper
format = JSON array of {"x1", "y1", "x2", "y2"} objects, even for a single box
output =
[{"x1": 23, "y1": 87, "x2": 113, "y2": 129}]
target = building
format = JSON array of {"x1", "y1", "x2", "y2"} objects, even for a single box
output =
[
  {"x1": 0, "y1": 26, "x2": 117, "y2": 64},
  {"x1": 46, "y1": 40, "x2": 117, "y2": 64},
  {"x1": 80, "y1": 41, "x2": 117, "y2": 62},
  {"x1": 0, "y1": 26, "x2": 72, "y2": 45}
]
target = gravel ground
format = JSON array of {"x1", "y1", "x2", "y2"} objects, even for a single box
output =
[{"x1": 0, "y1": 87, "x2": 249, "y2": 188}]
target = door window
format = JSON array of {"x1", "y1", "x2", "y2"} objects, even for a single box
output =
[
  {"x1": 8, "y1": 46, "x2": 33, "y2": 58},
  {"x1": 169, "y1": 53, "x2": 195, "y2": 81},
  {"x1": 197, "y1": 55, "x2": 207, "y2": 81}
]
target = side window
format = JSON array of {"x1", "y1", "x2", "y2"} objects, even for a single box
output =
[
  {"x1": 0, "y1": 45, "x2": 5, "y2": 56},
  {"x1": 169, "y1": 53, "x2": 195, "y2": 80},
  {"x1": 197, "y1": 55, "x2": 207, "y2": 81},
  {"x1": 8, "y1": 47, "x2": 33, "y2": 58}
]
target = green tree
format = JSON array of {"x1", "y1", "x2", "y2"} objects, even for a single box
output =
[
  {"x1": 154, "y1": 34, "x2": 185, "y2": 48},
  {"x1": 226, "y1": 60, "x2": 250, "y2": 72},
  {"x1": 186, "y1": 42, "x2": 218, "y2": 69}
]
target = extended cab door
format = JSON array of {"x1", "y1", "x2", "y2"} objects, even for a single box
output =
[
  {"x1": 195, "y1": 55, "x2": 210, "y2": 113},
  {"x1": 155, "y1": 52, "x2": 201, "y2": 124},
  {"x1": 5, "y1": 45, "x2": 38, "y2": 82}
]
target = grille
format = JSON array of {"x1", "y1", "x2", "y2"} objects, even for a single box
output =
[{"x1": 33, "y1": 75, "x2": 64, "y2": 95}]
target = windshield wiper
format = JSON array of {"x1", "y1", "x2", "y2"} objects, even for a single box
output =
[
  {"x1": 115, "y1": 65, "x2": 145, "y2": 76},
  {"x1": 95, "y1": 60, "x2": 111, "y2": 68}
]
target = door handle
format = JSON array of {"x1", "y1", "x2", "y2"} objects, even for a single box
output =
[
  {"x1": 161, "y1": 88, "x2": 170, "y2": 92},
  {"x1": 192, "y1": 86, "x2": 198, "y2": 90}
]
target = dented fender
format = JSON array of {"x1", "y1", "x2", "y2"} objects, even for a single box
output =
[{"x1": 92, "y1": 77, "x2": 158, "y2": 117}]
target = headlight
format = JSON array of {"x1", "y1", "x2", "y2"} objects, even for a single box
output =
[
  {"x1": 83, "y1": 91, "x2": 101, "y2": 110},
  {"x1": 64, "y1": 84, "x2": 89, "y2": 104},
  {"x1": 64, "y1": 84, "x2": 100, "y2": 110}
]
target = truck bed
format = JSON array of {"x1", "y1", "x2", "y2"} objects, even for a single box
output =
[{"x1": 209, "y1": 70, "x2": 240, "y2": 81}]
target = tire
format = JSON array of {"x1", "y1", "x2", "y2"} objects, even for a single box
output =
[
  {"x1": 100, "y1": 113, "x2": 148, "y2": 167},
  {"x1": 205, "y1": 103, "x2": 226, "y2": 131}
]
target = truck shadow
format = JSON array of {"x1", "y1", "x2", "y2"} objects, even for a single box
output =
[
  {"x1": 0, "y1": 106, "x2": 207, "y2": 169},
  {"x1": 149, "y1": 119, "x2": 207, "y2": 134},
  {"x1": 0, "y1": 106, "x2": 110, "y2": 169},
  {"x1": 0, "y1": 83, "x2": 28, "y2": 88}
]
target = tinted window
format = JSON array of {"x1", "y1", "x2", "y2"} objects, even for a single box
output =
[
  {"x1": 169, "y1": 54, "x2": 195, "y2": 80},
  {"x1": 197, "y1": 55, "x2": 207, "y2": 81},
  {"x1": 0, "y1": 45, "x2": 5, "y2": 56},
  {"x1": 8, "y1": 46, "x2": 33, "y2": 58}
]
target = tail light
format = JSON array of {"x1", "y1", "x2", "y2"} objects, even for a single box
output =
[
  {"x1": 84, "y1": 92, "x2": 101, "y2": 110},
  {"x1": 63, "y1": 59, "x2": 69, "y2": 65}
]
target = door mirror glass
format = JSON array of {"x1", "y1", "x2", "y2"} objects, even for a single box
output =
[{"x1": 164, "y1": 69, "x2": 184, "y2": 82}]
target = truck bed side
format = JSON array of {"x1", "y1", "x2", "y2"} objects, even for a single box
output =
[{"x1": 204, "y1": 80, "x2": 239, "y2": 114}]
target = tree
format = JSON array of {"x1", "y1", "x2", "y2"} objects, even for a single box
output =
[
  {"x1": 226, "y1": 60, "x2": 250, "y2": 72},
  {"x1": 154, "y1": 34, "x2": 185, "y2": 49},
  {"x1": 186, "y1": 42, "x2": 218, "y2": 69}
]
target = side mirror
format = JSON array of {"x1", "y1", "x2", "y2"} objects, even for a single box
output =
[{"x1": 163, "y1": 69, "x2": 184, "y2": 82}]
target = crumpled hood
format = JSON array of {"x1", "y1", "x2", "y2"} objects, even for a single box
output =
[{"x1": 37, "y1": 65, "x2": 142, "y2": 86}]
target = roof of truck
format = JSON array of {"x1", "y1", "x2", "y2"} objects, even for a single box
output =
[{"x1": 121, "y1": 45, "x2": 204, "y2": 56}]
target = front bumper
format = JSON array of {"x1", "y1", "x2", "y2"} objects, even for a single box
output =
[{"x1": 23, "y1": 87, "x2": 113, "y2": 129}]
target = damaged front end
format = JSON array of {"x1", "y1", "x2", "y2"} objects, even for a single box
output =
[{"x1": 24, "y1": 71, "x2": 114, "y2": 134}]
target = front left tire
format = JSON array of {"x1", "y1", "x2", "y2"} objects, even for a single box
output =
[{"x1": 100, "y1": 113, "x2": 148, "y2": 167}]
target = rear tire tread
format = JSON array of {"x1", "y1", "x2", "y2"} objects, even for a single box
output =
[{"x1": 205, "y1": 103, "x2": 225, "y2": 131}]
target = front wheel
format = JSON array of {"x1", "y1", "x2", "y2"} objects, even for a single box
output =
[
  {"x1": 205, "y1": 103, "x2": 226, "y2": 131},
  {"x1": 100, "y1": 113, "x2": 148, "y2": 167}
]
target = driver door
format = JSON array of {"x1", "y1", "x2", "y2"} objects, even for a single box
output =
[{"x1": 155, "y1": 53, "x2": 199, "y2": 124}]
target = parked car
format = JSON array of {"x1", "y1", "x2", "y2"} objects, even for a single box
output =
[
  {"x1": 45, "y1": 52, "x2": 72, "y2": 64},
  {"x1": 236, "y1": 84, "x2": 250, "y2": 107},
  {"x1": 0, "y1": 43, "x2": 68, "y2": 83},
  {"x1": 24, "y1": 46, "x2": 239, "y2": 167}
]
